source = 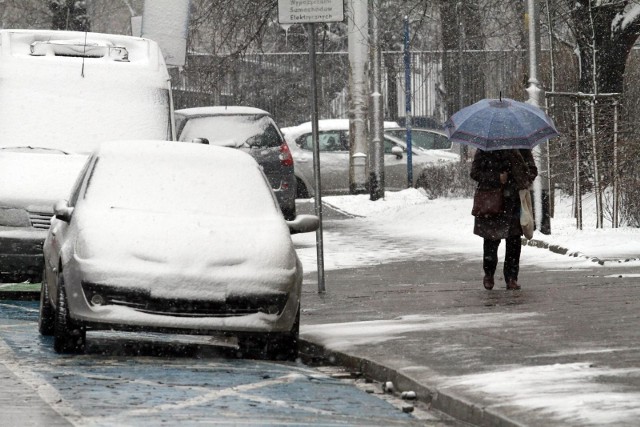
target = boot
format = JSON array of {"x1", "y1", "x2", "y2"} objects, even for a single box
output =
[
  {"x1": 506, "y1": 278, "x2": 521, "y2": 290},
  {"x1": 483, "y1": 274, "x2": 495, "y2": 290}
]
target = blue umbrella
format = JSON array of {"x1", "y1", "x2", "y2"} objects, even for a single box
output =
[{"x1": 444, "y1": 98, "x2": 559, "y2": 151}]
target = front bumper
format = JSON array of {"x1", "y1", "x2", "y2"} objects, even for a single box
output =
[
  {"x1": 63, "y1": 257, "x2": 303, "y2": 335},
  {"x1": 0, "y1": 227, "x2": 47, "y2": 282}
]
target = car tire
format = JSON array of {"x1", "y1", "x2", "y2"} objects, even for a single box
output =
[
  {"x1": 38, "y1": 269, "x2": 55, "y2": 336},
  {"x1": 53, "y1": 273, "x2": 86, "y2": 354},
  {"x1": 281, "y1": 204, "x2": 297, "y2": 221},
  {"x1": 238, "y1": 305, "x2": 300, "y2": 361}
]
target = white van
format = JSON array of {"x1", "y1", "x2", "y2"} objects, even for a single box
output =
[{"x1": 0, "y1": 29, "x2": 174, "y2": 282}]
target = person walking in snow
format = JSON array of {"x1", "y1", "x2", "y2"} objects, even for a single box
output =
[{"x1": 470, "y1": 149, "x2": 537, "y2": 290}]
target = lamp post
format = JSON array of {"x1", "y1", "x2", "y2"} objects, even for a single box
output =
[{"x1": 348, "y1": 0, "x2": 369, "y2": 194}]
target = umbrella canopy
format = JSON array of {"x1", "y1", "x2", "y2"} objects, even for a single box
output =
[{"x1": 444, "y1": 98, "x2": 559, "y2": 151}]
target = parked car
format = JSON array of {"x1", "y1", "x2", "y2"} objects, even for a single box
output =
[
  {"x1": 0, "y1": 29, "x2": 174, "y2": 283},
  {"x1": 174, "y1": 106, "x2": 297, "y2": 220},
  {"x1": 40, "y1": 140, "x2": 319, "y2": 359},
  {"x1": 281, "y1": 119, "x2": 459, "y2": 197}
]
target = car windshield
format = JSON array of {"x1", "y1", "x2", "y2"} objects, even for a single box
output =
[
  {"x1": 83, "y1": 153, "x2": 279, "y2": 217},
  {"x1": 0, "y1": 146, "x2": 69, "y2": 154},
  {"x1": 385, "y1": 129, "x2": 452, "y2": 150},
  {"x1": 178, "y1": 114, "x2": 283, "y2": 148}
]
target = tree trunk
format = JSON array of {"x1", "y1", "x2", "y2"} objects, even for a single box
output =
[{"x1": 570, "y1": 1, "x2": 638, "y2": 94}]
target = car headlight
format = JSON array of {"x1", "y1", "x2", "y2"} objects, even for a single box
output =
[
  {"x1": 75, "y1": 236, "x2": 95, "y2": 260},
  {"x1": 0, "y1": 207, "x2": 31, "y2": 227}
]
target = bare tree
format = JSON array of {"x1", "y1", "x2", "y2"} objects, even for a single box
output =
[
  {"x1": 49, "y1": 0, "x2": 89, "y2": 31},
  {"x1": 560, "y1": 0, "x2": 640, "y2": 94}
]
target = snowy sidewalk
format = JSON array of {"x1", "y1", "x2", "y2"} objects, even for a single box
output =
[
  {"x1": 295, "y1": 190, "x2": 640, "y2": 426},
  {"x1": 293, "y1": 189, "x2": 640, "y2": 272}
]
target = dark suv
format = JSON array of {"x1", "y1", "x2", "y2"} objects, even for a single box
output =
[{"x1": 174, "y1": 107, "x2": 296, "y2": 220}]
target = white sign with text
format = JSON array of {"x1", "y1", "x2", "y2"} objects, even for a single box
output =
[{"x1": 278, "y1": 0, "x2": 344, "y2": 24}]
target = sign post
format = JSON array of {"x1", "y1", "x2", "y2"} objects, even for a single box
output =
[{"x1": 278, "y1": 0, "x2": 344, "y2": 294}]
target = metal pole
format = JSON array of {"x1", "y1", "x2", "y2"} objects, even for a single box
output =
[
  {"x1": 456, "y1": 2, "x2": 468, "y2": 162},
  {"x1": 613, "y1": 100, "x2": 619, "y2": 228},
  {"x1": 403, "y1": 15, "x2": 413, "y2": 187},
  {"x1": 369, "y1": 0, "x2": 384, "y2": 201},
  {"x1": 526, "y1": 0, "x2": 551, "y2": 234},
  {"x1": 348, "y1": 0, "x2": 369, "y2": 194},
  {"x1": 590, "y1": 98, "x2": 602, "y2": 228},
  {"x1": 544, "y1": 96, "x2": 553, "y2": 217},
  {"x1": 574, "y1": 101, "x2": 582, "y2": 230},
  {"x1": 307, "y1": 23, "x2": 325, "y2": 293}
]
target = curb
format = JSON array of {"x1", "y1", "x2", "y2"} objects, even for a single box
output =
[
  {"x1": 0, "y1": 291, "x2": 39, "y2": 301},
  {"x1": 300, "y1": 339, "x2": 525, "y2": 427},
  {"x1": 522, "y1": 237, "x2": 639, "y2": 266}
]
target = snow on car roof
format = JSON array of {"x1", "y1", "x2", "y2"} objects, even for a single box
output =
[
  {"x1": 90, "y1": 140, "x2": 281, "y2": 217},
  {"x1": 281, "y1": 119, "x2": 400, "y2": 141},
  {"x1": 95, "y1": 139, "x2": 262, "y2": 171},
  {"x1": 1, "y1": 29, "x2": 163, "y2": 66},
  {"x1": 175, "y1": 106, "x2": 271, "y2": 117}
]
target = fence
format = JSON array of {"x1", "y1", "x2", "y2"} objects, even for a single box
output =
[
  {"x1": 171, "y1": 47, "x2": 640, "y2": 227},
  {"x1": 171, "y1": 49, "x2": 528, "y2": 127}
]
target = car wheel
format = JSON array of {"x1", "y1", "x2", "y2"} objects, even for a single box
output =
[
  {"x1": 238, "y1": 306, "x2": 300, "y2": 361},
  {"x1": 53, "y1": 273, "x2": 86, "y2": 354},
  {"x1": 38, "y1": 269, "x2": 55, "y2": 336},
  {"x1": 295, "y1": 178, "x2": 310, "y2": 199},
  {"x1": 281, "y1": 204, "x2": 297, "y2": 221},
  {"x1": 30, "y1": 266, "x2": 43, "y2": 283}
]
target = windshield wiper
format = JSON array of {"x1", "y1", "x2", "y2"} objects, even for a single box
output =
[{"x1": 0, "y1": 146, "x2": 70, "y2": 155}]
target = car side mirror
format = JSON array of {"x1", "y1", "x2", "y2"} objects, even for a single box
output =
[
  {"x1": 53, "y1": 200, "x2": 74, "y2": 223},
  {"x1": 286, "y1": 214, "x2": 320, "y2": 234},
  {"x1": 391, "y1": 146, "x2": 403, "y2": 159}
]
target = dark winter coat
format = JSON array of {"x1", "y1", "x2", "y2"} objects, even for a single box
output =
[{"x1": 470, "y1": 149, "x2": 538, "y2": 240}]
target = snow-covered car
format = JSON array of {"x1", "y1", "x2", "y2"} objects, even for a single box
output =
[
  {"x1": 174, "y1": 106, "x2": 297, "y2": 220},
  {"x1": 281, "y1": 119, "x2": 459, "y2": 197},
  {"x1": 39, "y1": 140, "x2": 319, "y2": 359}
]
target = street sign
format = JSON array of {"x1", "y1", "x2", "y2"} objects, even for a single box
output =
[
  {"x1": 277, "y1": 0, "x2": 344, "y2": 292},
  {"x1": 278, "y1": 0, "x2": 344, "y2": 24}
]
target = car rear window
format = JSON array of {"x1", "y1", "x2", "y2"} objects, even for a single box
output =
[
  {"x1": 298, "y1": 131, "x2": 347, "y2": 152},
  {"x1": 178, "y1": 114, "x2": 283, "y2": 148},
  {"x1": 386, "y1": 129, "x2": 452, "y2": 150}
]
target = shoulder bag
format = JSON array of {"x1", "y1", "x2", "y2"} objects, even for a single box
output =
[
  {"x1": 519, "y1": 189, "x2": 534, "y2": 239},
  {"x1": 471, "y1": 187, "x2": 504, "y2": 217}
]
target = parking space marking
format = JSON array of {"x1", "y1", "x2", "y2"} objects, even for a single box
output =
[
  {"x1": 0, "y1": 302, "x2": 39, "y2": 313},
  {"x1": 0, "y1": 338, "x2": 82, "y2": 424}
]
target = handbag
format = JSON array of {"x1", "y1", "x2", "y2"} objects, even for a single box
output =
[
  {"x1": 519, "y1": 189, "x2": 534, "y2": 239},
  {"x1": 471, "y1": 187, "x2": 504, "y2": 217}
]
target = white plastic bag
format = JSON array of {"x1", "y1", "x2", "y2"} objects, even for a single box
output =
[{"x1": 519, "y1": 189, "x2": 534, "y2": 240}]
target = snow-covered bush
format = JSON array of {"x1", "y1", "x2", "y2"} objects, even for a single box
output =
[{"x1": 415, "y1": 162, "x2": 474, "y2": 199}]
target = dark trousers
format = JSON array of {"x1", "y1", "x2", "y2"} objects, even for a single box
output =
[{"x1": 483, "y1": 236, "x2": 521, "y2": 282}]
